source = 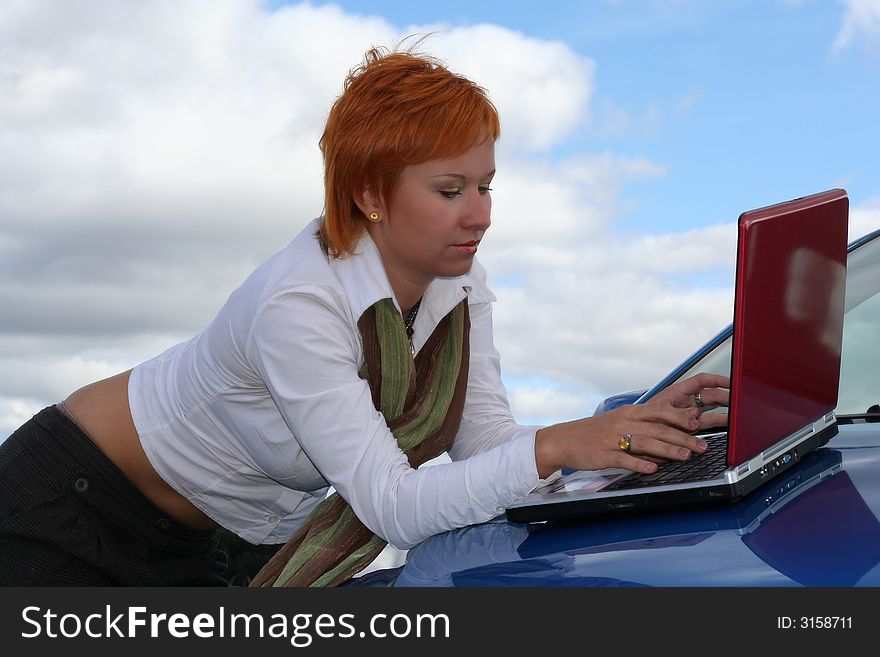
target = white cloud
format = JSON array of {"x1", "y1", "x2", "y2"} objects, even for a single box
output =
[
  {"x1": 0, "y1": 0, "x2": 753, "y2": 441},
  {"x1": 483, "y1": 155, "x2": 735, "y2": 403},
  {"x1": 0, "y1": 397, "x2": 43, "y2": 438},
  {"x1": 430, "y1": 24, "x2": 595, "y2": 152},
  {"x1": 834, "y1": 0, "x2": 880, "y2": 51},
  {"x1": 490, "y1": 243, "x2": 735, "y2": 401},
  {"x1": 486, "y1": 153, "x2": 668, "y2": 260},
  {"x1": 849, "y1": 196, "x2": 880, "y2": 241},
  {"x1": 508, "y1": 384, "x2": 604, "y2": 426},
  {"x1": 0, "y1": 333, "x2": 185, "y2": 403}
]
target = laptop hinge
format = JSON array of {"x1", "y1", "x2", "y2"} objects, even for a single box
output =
[{"x1": 762, "y1": 425, "x2": 812, "y2": 462}]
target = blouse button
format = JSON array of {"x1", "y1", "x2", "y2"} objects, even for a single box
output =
[
  {"x1": 73, "y1": 477, "x2": 89, "y2": 493},
  {"x1": 267, "y1": 514, "x2": 280, "y2": 526}
]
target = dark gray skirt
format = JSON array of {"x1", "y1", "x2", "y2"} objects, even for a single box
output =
[{"x1": 0, "y1": 405, "x2": 227, "y2": 586}]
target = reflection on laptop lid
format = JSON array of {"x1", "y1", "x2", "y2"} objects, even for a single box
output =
[{"x1": 506, "y1": 189, "x2": 849, "y2": 524}]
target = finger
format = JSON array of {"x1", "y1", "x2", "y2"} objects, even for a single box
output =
[
  {"x1": 698, "y1": 411, "x2": 729, "y2": 430},
  {"x1": 636, "y1": 402, "x2": 700, "y2": 433},
  {"x1": 694, "y1": 387, "x2": 730, "y2": 410},
  {"x1": 615, "y1": 435, "x2": 706, "y2": 470},
  {"x1": 679, "y1": 372, "x2": 731, "y2": 395},
  {"x1": 629, "y1": 428, "x2": 708, "y2": 461},
  {"x1": 694, "y1": 372, "x2": 731, "y2": 390},
  {"x1": 649, "y1": 423, "x2": 709, "y2": 454},
  {"x1": 610, "y1": 450, "x2": 661, "y2": 475}
]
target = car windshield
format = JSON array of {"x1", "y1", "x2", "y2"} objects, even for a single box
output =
[{"x1": 669, "y1": 232, "x2": 880, "y2": 417}]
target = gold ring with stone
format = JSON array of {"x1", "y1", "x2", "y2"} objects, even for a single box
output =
[{"x1": 618, "y1": 433, "x2": 632, "y2": 452}]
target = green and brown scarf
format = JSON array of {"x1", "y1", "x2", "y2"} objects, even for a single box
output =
[{"x1": 249, "y1": 297, "x2": 470, "y2": 587}]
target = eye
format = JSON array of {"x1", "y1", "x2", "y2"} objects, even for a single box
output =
[
  {"x1": 478, "y1": 185, "x2": 493, "y2": 195},
  {"x1": 440, "y1": 189, "x2": 462, "y2": 199}
]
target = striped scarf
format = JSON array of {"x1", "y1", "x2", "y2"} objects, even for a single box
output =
[{"x1": 249, "y1": 297, "x2": 470, "y2": 587}]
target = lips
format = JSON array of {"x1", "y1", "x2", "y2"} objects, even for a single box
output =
[{"x1": 453, "y1": 240, "x2": 479, "y2": 254}]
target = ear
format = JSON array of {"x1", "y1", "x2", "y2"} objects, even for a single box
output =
[{"x1": 353, "y1": 186, "x2": 383, "y2": 219}]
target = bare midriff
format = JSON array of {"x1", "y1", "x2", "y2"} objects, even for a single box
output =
[{"x1": 63, "y1": 370, "x2": 219, "y2": 531}]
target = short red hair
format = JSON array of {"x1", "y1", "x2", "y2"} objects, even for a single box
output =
[{"x1": 318, "y1": 46, "x2": 501, "y2": 258}]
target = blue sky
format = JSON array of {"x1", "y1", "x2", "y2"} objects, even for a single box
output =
[
  {"x1": 314, "y1": 0, "x2": 880, "y2": 234},
  {"x1": 1, "y1": 0, "x2": 879, "y2": 438}
]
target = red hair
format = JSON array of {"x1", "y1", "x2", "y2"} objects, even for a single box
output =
[{"x1": 318, "y1": 46, "x2": 501, "y2": 258}]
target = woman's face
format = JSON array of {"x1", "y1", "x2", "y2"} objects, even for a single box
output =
[{"x1": 366, "y1": 139, "x2": 495, "y2": 299}]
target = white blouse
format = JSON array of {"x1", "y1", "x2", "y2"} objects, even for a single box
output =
[{"x1": 130, "y1": 219, "x2": 542, "y2": 548}]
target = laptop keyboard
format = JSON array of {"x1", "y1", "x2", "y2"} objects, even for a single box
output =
[{"x1": 603, "y1": 431, "x2": 729, "y2": 491}]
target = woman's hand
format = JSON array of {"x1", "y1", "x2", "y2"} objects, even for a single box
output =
[
  {"x1": 650, "y1": 371, "x2": 729, "y2": 431},
  {"x1": 534, "y1": 372, "x2": 730, "y2": 478}
]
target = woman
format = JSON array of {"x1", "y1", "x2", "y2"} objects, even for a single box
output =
[{"x1": 0, "y1": 46, "x2": 728, "y2": 587}]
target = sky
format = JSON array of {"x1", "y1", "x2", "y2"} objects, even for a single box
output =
[{"x1": 1, "y1": 0, "x2": 880, "y2": 442}]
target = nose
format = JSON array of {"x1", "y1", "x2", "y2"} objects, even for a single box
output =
[{"x1": 463, "y1": 188, "x2": 491, "y2": 233}]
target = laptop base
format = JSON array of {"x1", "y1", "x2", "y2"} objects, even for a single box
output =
[{"x1": 506, "y1": 423, "x2": 839, "y2": 525}]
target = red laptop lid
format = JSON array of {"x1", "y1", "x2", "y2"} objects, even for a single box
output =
[{"x1": 727, "y1": 189, "x2": 849, "y2": 465}]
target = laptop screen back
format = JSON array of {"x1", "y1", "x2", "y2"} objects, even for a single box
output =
[{"x1": 728, "y1": 189, "x2": 848, "y2": 465}]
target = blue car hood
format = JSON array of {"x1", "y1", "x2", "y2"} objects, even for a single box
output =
[{"x1": 394, "y1": 423, "x2": 880, "y2": 587}]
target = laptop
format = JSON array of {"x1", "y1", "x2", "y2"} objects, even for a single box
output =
[{"x1": 506, "y1": 188, "x2": 850, "y2": 524}]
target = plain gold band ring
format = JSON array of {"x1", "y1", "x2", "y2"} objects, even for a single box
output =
[{"x1": 618, "y1": 433, "x2": 633, "y2": 452}]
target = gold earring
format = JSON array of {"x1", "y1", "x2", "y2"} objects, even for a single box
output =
[{"x1": 368, "y1": 212, "x2": 380, "y2": 222}]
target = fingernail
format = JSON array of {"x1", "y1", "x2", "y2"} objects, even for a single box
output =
[
  {"x1": 697, "y1": 439, "x2": 708, "y2": 452},
  {"x1": 679, "y1": 448, "x2": 690, "y2": 459}
]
